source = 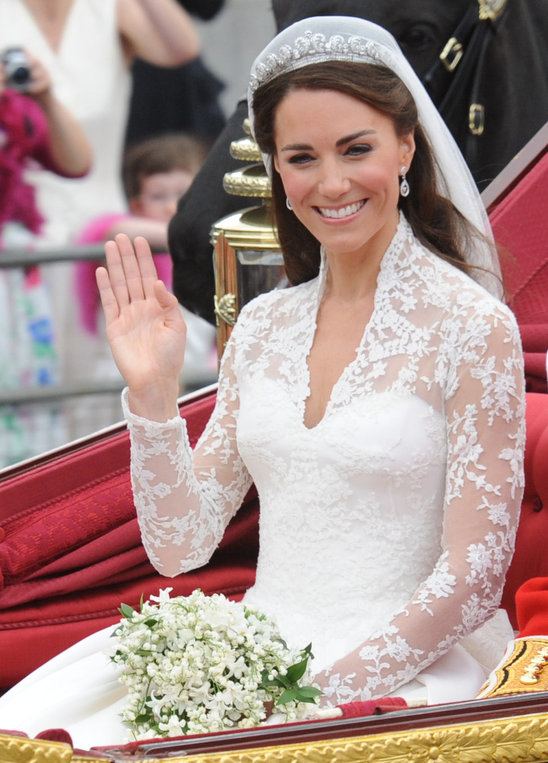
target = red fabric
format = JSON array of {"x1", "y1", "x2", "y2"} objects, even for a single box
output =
[
  {"x1": 489, "y1": 153, "x2": 548, "y2": 325},
  {"x1": 337, "y1": 698, "x2": 407, "y2": 717},
  {"x1": 0, "y1": 89, "x2": 86, "y2": 241},
  {"x1": 501, "y1": 393, "x2": 548, "y2": 625},
  {"x1": 0, "y1": 389, "x2": 259, "y2": 689},
  {"x1": 491, "y1": 151, "x2": 548, "y2": 326},
  {"x1": 520, "y1": 324, "x2": 548, "y2": 392},
  {"x1": 515, "y1": 577, "x2": 548, "y2": 637}
]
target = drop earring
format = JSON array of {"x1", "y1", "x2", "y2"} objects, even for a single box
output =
[
  {"x1": 399, "y1": 166, "x2": 410, "y2": 198},
  {"x1": 286, "y1": 197, "x2": 293, "y2": 211}
]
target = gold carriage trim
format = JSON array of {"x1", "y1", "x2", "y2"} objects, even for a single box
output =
[
  {"x1": 230, "y1": 138, "x2": 263, "y2": 163},
  {"x1": 478, "y1": 637, "x2": 548, "y2": 699},
  {"x1": 223, "y1": 165, "x2": 272, "y2": 199},
  {"x1": 214, "y1": 293, "x2": 237, "y2": 327}
]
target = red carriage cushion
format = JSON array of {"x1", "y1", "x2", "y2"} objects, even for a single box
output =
[
  {"x1": 501, "y1": 393, "x2": 548, "y2": 624},
  {"x1": 0, "y1": 389, "x2": 259, "y2": 690}
]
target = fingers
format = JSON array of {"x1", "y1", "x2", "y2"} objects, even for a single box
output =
[
  {"x1": 104, "y1": 238, "x2": 129, "y2": 308},
  {"x1": 153, "y1": 278, "x2": 178, "y2": 309},
  {"x1": 95, "y1": 266, "x2": 119, "y2": 325},
  {"x1": 103, "y1": 235, "x2": 164, "y2": 314},
  {"x1": 153, "y1": 280, "x2": 186, "y2": 333},
  {"x1": 133, "y1": 236, "x2": 159, "y2": 299},
  {"x1": 115, "y1": 234, "x2": 146, "y2": 302}
]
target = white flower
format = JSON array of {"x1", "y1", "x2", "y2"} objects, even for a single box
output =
[{"x1": 111, "y1": 588, "x2": 317, "y2": 740}]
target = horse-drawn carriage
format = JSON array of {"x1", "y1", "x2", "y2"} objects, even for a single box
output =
[{"x1": 0, "y1": 119, "x2": 547, "y2": 763}]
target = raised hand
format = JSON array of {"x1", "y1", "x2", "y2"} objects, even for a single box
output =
[{"x1": 96, "y1": 235, "x2": 186, "y2": 420}]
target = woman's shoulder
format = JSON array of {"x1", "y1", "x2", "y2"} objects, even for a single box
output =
[{"x1": 416, "y1": 240, "x2": 516, "y2": 329}]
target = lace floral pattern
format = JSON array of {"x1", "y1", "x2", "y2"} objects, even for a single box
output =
[{"x1": 125, "y1": 216, "x2": 524, "y2": 704}]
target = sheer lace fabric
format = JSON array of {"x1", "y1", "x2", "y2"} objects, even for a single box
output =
[{"x1": 124, "y1": 216, "x2": 525, "y2": 704}]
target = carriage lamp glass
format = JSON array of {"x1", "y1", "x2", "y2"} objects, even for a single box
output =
[{"x1": 210, "y1": 121, "x2": 285, "y2": 358}]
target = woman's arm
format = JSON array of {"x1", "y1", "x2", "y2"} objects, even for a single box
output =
[
  {"x1": 106, "y1": 217, "x2": 169, "y2": 250},
  {"x1": 97, "y1": 235, "x2": 252, "y2": 577},
  {"x1": 117, "y1": 0, "x2": 200, "y2": 66},
  {"x1": 25, "y1": 54, "x2": 91, "y2": 177},
  {"x1": 313, "y1": 301, "x2": 525, "y2": 704}
]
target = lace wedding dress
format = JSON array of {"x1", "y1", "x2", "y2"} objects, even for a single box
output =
[{"x1": 0, "y1": 217, "x2": 525, "y2": 748}]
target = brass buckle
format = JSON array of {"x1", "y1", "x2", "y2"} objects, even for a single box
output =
[
  {"x1": 469, "y1": 103, "x2": 485, "y2": 136},
  {"x1": 440, "y1": 37, "x2": 464, "y2": 72}
]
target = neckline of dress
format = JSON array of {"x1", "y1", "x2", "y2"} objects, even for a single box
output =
[
  {"x1": 20, "y1": 0, "x2": 79, "y2": 58},
  {"x1": 300, "y1": 213, "x2": 409, "y2": 432}
]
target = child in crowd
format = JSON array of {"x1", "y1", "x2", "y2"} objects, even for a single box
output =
[
  {"x1": 75, "y1": 133, "x2": 216, "y2": 388},
  {"x1": 0, "y1": 48, "x2": 91, "y2": 467}
]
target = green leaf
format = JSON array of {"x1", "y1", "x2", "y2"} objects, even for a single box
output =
[
  {"x1": 285, "y1": 657, "x2": 308, "y2": 684},
  {"x1": 293, "y1": 686, "x2": 322, "y2": 702},
  {"x1": 301, "y1": 643, "x2": 314, "y2": 659},
  {"x1": 277, "y1": 674, "x2": 291, "y2": 689},
  {"x1": 119, "y1": 602, "x2": 136, "y2": 619},
  {"x1": 276, "y1": 688, "x2": 298, "y2": 706},
  {"x1": 144, "y1": 618, "x2": 158, "y2": 627}
]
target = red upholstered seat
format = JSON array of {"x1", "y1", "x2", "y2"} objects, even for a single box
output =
[
  {"x1": 0, "y1": 389, "x2": 259, "y2": 691},
  {"x1": 501, "y1": 393, "x2": 548, "y2": 623},
  {"x1": 490, "y1": 147, "x2": 548, "y2": 392}
]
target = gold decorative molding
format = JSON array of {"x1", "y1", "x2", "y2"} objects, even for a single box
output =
[
  {"x1": 223, "y1": 165, "x2": 271, "y2": 199},
  {"x1": 214, "y1": 292, "x2": 237, "y2": 327},
  {"x1": 211, "y1": 206, "x2": 279, "y2": 250},
  {"x1": 229, "y1": 138, "x2": 262, "y2": 163},
  {"x1": 478, "y1": 638, "x2": 548, "y2": 698},
  {"x1": 0, "y1": 733, "x2": 73, "y2": 763},
  {"x1": 178, "y1": 712, "x2": 548, "y2": 762},
  {"x1": 3, "y1": 709, "x2": 546, "y2": 762}
]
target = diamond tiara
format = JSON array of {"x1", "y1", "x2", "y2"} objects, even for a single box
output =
[{"x1": 249, "y1": 31, "x2": 395, "y2": 95}]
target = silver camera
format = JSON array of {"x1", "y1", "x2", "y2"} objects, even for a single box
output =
[{"x1": 1, "y1": 47, "x2": 31, "y2": 92}]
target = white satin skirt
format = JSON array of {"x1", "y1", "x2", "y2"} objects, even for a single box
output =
[{"x1": 0, "y1": 610, "x2": 512, "y2": 750}]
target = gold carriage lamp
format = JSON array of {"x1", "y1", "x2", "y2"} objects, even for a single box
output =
[{"x1": 211, "y1": 120, "x2": 284, "y2": 358}]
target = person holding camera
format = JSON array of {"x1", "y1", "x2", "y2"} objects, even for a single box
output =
[
  {"x1": 0, "y1": 0, "x2": 201, "y2": 416},
  {"x1": 0, "y1": 48, "x2": 91, "y2": 466},
  {"x1": 1, "y1": 48, "x2": 91, "y2": 240}
]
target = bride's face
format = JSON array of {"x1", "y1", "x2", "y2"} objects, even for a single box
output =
[{"x1": 273, "y1": 88, "x2": 415, "y2": 262}]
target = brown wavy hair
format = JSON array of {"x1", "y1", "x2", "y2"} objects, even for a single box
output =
[{"x1": 252, "y1": 61, "x2": 484, "y2": 286}]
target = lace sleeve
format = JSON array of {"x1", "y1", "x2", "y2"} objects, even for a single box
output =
[
  {"x1": 123, "y1": 316, "x2": 253, "y2": 577},
  {"x1": 314, "y1": 302, "x2": 526, "y2": 704}
]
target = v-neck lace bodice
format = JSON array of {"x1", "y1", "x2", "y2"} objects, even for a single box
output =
[
  {"x1": 124, "y1": 216, "x2": 525, "y2": 704},
  {"x1": 301, "y1": 223, "x2": 405, "y2": 430}
]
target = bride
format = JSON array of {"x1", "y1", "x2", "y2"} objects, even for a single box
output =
[{"x1": 0, "y1": 16, "x2": 525, "y2": 749}]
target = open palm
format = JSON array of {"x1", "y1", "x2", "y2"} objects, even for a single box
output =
[{"x1": 96, "y1": 235, "x2": 186, "y2": 394}]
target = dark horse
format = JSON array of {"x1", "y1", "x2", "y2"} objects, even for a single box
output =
[{"x1": 169, "y1": 0, "x2": 548, "y2": 324}]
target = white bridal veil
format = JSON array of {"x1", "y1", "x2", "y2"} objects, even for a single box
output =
[{"x1": 248, "y1": 16, "x2": 503, "y2": 299}]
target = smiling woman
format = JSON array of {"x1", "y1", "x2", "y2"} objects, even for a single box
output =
[
  {"x1": 252, "y1": 58, "x2": 483, "y2": 291},
  {"x1": 273, "y1": 89, "x2": 414, "y2": 273},
  {"x1": 0, "y1": 15, "x2": 526, "y2": 747}
]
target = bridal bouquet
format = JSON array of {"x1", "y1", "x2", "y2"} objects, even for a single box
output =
[{"x1": 111, "y1": 588, "x2": 321, "y2": 739}]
